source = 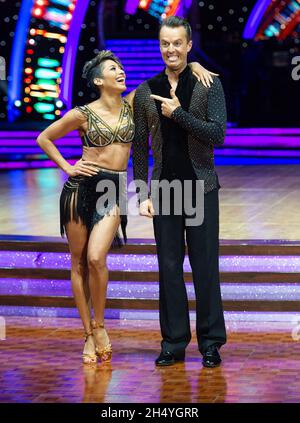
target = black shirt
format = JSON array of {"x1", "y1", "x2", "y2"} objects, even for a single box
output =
[{"x1": 148, "y1": 65, "x2": 197, "y2": 181}]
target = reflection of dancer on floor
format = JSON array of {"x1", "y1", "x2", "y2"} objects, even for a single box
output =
[
  {"x1": 83, "y1": 365, "x2": 112, "y2": 402},
  {"x1": 37, "y1": 50, "x2": 214, "y2": 364}
]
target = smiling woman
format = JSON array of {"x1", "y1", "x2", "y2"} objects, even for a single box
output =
[
  {"x1": 82, "y1": 51, "x2": 126, "y2": 95},
  {"x1": 36, "y1": 50, "x2": 135, "y2": 366}
]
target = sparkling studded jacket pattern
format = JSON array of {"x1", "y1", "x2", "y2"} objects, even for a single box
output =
[{"x1": 132, "y1": 75, "x2": 227, "y2": 202}]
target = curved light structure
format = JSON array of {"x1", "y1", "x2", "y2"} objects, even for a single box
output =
[
  {"x1": 8, "y1": 0, "x2": 34, "y2": 122},
  {"x1": 8, "y1": 0, "x2": 90, "y2": 122},
  {"x1": 60, "y1": 0, "x2": 90, "y2": 110},
  {"x1": 243, "y1": 0, "x2": 272, "y2": 39},
  {"x1": 243, "y1": 0, "x2": 300, "y2": 40},
  {"x1": 125, "y1": 0, "x2": 192, "y2": 21}
]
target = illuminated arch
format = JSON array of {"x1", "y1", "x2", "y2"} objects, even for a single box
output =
[
  {"x1": 243, "y1": 0, "x2": 300, "y2": 40},
  {"x1": 8, "y1": 0, "x2": 34, "y2": 122},
  {"x1": 8, "y1": 0, "x2": 90, "y2": 122},
  {"x1": 125, "y1": 0, "x2": 192, "y2": 21}
]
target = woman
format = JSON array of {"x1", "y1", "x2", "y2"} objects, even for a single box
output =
[{"x1": 37, "y1": 50, "x2": 214, "y2": 364}]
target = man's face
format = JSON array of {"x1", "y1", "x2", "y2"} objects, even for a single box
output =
[{"x1": 159, "y1": 25, "x2": 192, "y2": 71}]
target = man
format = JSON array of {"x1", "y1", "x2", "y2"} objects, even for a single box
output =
[{"x1": 132, "y1": 16, "x2": 227, "y2": 368}]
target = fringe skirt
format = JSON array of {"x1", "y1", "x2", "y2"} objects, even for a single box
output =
[{"x1": 60, "y1": 165, "x2": 127, "y2": 247}]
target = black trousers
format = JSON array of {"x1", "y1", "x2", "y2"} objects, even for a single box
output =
[{"x1": 153, "y1": 188, "x2": 227, "y2": 355}]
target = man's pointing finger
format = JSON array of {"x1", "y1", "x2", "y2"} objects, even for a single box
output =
[{"x1": 150, "y1": 94, "x2": 167, "y2": 102}]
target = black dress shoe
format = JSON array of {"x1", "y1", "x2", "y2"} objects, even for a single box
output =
[
  {"x1": 202, "y1": 345, "x2": 222, "y2": 368},
  {"x1": 155, "y1": 351, "x2": 185, "y2": 367}
]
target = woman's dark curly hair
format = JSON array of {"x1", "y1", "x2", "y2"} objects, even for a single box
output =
[{"x1": 82, "y1": 50, "x2": 124, "y2": 93}]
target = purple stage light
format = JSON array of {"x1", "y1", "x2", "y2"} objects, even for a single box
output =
[
  {"x1": 219, "y1": 136, "x2": 300, "y2": 148},
  {"x1": 124, "y1": 1, "x2": 192, "y2": 20},
  {"x1": 1, "y1": 157, "x2": 300, "y2": 170},
  {"x1": 0, "y1": 148, "x2": 82, "y2": 155},
  {"x1": 215, "y1": 157, "x2": 300, "y2": 165},
  {"x1": 122, "y1": 66, "x2": 164, "y2": 71},
  {"x1": 215, "y1": 149, "x2": 300, "y2": 158},
  {"x1": 0, "y1": 131, "x2": 78, "y2": 139},
  {"x1": 106, "y1": 40, "x2": 159, "y2": 45},
  {"x1": 60, "y1": 0, "x2": 90, "y2": 110},
  {"x1": 0, "y1": 305, "x2": 299, "y2": 322},
  {"x1": 227, "y1": 128, "x2": 300, "y2": 135},
  {"x1": 3, "y1": 128, "x2": 300, "y2": 137},
  {"x1": 1, "y1": 251, "x2": 300, "y2": 272},
  {"x1": 6, "y1": 132, "x2": 300, "y2": 150},
  {"x1": 1, "y1": 128, "x2": 300, "y2": 169},
  {"x1": 0, "y1": 139, "x2": 80, "y2": 147},
  {"x1": 1, "y1": 279, "x2": 300, "y2": 301},
  {"x1": 114, "y1": 52, "x2": 162, "y2": 58},
  {"x1": 243, "y1": 0, "x2": 272, "y2": 39},
  {"x1": 124, "y1": 0, "x2": 140, "y2": 14},
  {"x1": 0, "y1": 160, "x2": 77, "y2": 170},
  {"x1": 176, "y1": 0, "x2": 192, "y2": 17}
]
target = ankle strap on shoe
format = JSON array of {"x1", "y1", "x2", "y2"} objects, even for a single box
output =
[
  {"x1": 84, "y1": 330, "x2": 93, "y2": 341},
  {"x1": 91, "y1": 319, "x2": 105, "y2": 330}
]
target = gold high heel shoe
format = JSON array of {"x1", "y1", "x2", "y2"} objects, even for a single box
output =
[
  {"x1": 82, "y1": 330, "x2": 97, "y2": 365},
  {"x1": 91, "y1": 319, "x2": 112, "y2": 362}
]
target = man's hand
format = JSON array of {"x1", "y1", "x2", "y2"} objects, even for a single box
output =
[
  {"x1": 150, "y1": 88, "x2": 181, "y2": 118},
  {"x1": 189, "y1": 62, "x2": 218, "y2": 88},
  {"x1": 139, "y1": 198, "x2": 155, "y2": 218}
]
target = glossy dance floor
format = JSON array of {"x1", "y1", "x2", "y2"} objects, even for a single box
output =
[
  {"x1": 0, "y1": 165, "x2": 300, "y2": 239},
  {"x1": 1, "y1": 164, "x2": 300, "y2": 403},
  {"x1": 1, "y1": 317, "x2": 300, "y2": 403}
]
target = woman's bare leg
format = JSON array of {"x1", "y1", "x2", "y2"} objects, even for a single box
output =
[
  {"x1": 66, "y1": 220, "x2": 95, "y2": 357},
  {"x1": 87, "y1": 208, "x2": 120, "y2": 350}
]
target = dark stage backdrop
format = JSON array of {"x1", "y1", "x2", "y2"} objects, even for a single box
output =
[{"x1": 0, "y1": 0, "x2": 299, "y2": 127}]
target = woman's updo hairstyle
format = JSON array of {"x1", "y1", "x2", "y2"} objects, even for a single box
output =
[{"x1": 82, "y1": 50, "x2": 123, "y2": 93}]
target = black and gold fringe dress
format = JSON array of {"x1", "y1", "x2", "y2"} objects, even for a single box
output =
[{"x1": 60, "y1": 99, "x2": 134, "y2": 247}]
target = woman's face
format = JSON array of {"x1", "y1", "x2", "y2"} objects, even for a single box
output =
[{"x1": 95, "y1": 59, "x2": 126, "y2": 93}]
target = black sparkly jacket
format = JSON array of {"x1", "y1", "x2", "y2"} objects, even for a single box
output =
[{"x1": 132, "y1": 73, "x2": 227, "y2": 202}]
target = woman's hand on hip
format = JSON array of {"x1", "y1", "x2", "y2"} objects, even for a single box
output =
[{"x1": 66, "y1": 159, "x2": 99, "y2": 177}]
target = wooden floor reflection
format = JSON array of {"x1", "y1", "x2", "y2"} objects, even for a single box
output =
[
  {"x1": 1, "y1": 317, "x2": 300, "y2": 403},
  {"x1": 0, "y1": 165, "x2": 300, "y2": 239}
]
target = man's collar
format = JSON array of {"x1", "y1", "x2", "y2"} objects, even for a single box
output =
[{"x1": 162, "y1": 65, "x2": 191, "y2": 80}]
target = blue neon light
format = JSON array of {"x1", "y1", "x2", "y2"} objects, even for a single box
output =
[
  {"x1": 47, "y1": 7, "x2": 69, "y2": 17},
  {"x1": 51, "y1": 0, "x2": 72, "y2": 6},
  {"x1": 8, "y1": 0, "x2": 34, "y2": 122}
]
